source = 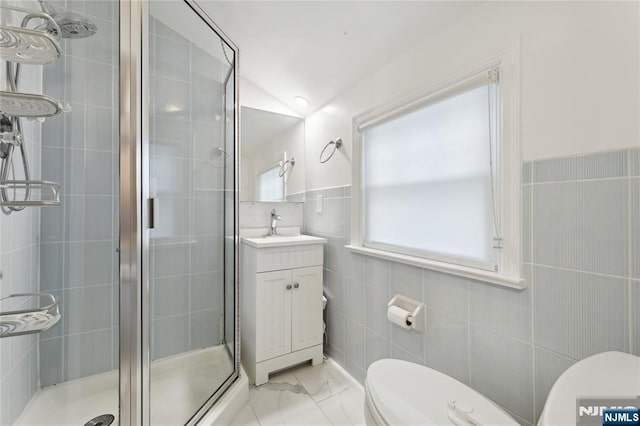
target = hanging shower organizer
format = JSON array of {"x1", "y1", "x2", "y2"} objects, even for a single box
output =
[
  {"x1": 0, "y1": 6, "x2": 66, "y2": 336},
  {"x1": 0, "y1": 4, "x2": 67, "y2": 214}
]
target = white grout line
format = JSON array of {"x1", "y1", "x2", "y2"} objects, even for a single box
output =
[
  {"x1": 532, "y1": 263, "x2": 631, "y2": 281},
  {"x1": 530, "y1": 176, "x2": 628, "y2": 185}
]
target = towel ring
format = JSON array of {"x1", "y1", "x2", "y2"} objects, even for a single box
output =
[
  {"x1": 319, "y1": 138, "x2": 342, "y2": 164},
  {"x1": 278, "y1": 157, "x2": 295, "y2": 177},
  {"x1": 207, "y1": 147, "x2": 230, "y2": 168}
]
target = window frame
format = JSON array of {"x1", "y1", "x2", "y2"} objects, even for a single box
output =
[
  {"x1": 349, "y1": 46, "x2": 525, "y2": 289},
  {"x1": 257, "y1": 163, "x2": 284, "y2": 202}
]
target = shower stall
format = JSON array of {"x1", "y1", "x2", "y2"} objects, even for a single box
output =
[{"x1": 0, "y1": 1, "x2": 239, "y2": 425}]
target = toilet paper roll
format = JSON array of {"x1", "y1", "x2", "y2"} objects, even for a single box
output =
[{"x1": 387, "y1": 305, "x2": 412, "y2": 329}]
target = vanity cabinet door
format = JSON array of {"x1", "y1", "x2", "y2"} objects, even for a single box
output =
[
  {"x1": 291, "y1": 266, "x2": 323, "y2": 352},
  {"x1": 255, "y1": 270, "x2": 292, "y2": 362}
]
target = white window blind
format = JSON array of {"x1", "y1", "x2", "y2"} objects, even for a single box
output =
[
  {"x1": 257, "y1": 165, "x2": 284, "y2": 202},
  {"x1": 362, "y1": 77, "x2": 499, "y2": 270}
]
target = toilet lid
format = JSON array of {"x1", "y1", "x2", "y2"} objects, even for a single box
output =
[
  {"x1": 538, "y1": 351, "x2": 640, "y2": 426},
  {"x1": 366, "y1": 359, "x2": 519, "y2": 426}
]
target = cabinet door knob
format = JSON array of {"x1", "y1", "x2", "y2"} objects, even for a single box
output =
[
  {"x1": 293, "y1": 283, "x2": 299, "y2": 289},
  {"x1": 286, "y1": 284, "x2": 292, "y2": 290}
]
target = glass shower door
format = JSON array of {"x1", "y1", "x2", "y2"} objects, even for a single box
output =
[
  {"x1": 0, "y1": 1, "x2": 237, "y2": 424},
  {"x1": 144, "y1": 1, "x2": 238, "y2": 424}
]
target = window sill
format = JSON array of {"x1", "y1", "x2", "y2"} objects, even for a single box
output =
[{"x1": 345, "y1": 245, "x2": 527, "y2": 290}]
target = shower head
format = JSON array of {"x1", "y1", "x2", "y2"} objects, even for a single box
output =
[
  {"x1": 37, "y1": 0, "x2": 97, "y2": 39},
  {"x1": 50, "y1": 14, "x2": 97, "y2": 39}
]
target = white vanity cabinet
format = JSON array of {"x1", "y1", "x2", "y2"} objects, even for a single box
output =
[{"x1": 241, "y1": 235, "x2": 326, "y2": 385}]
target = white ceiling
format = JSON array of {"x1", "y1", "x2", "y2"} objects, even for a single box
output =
[
  {"x1": 201, "y1": 1, "x2": 480, "y2": 117},
  {"x1": 241, "y1": 106, "x2": 303, "y2": 152}
]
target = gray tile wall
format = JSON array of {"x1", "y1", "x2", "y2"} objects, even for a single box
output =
[
  {"x1": 39, "y1": 0, "x2": 119, "y2": 387},
  {"x1": 0, "y1": 58, "x2": 42, "y2": 424},
  {"x1": 303, "y1": 147, "x2": 640, "y2": 425},
  {"x1": 148, "y1": 17, "x2": 226, "y2": 361},
  {"x1": 285, "y1": 191, "x2": 305, "y2": 202}
]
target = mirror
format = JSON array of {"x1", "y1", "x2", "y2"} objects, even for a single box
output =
[{"x1": 240, "y1": 106, "x2": 305, "y2": 202}]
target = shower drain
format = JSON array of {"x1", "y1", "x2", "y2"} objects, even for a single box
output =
[{"x1": 84, "y1": 414, "x2": 115, "y2": 426}]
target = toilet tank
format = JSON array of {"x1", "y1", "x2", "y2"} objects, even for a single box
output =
[{"x1": 538, "y1": 351, "x2": 640, "y2": 425}]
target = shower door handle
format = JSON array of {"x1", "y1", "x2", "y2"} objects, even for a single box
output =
[{"x1": 148, "y1": 197, "x2": 159, "y2": 229}]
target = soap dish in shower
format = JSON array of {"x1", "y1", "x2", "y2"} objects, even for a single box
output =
[
  {"x1": 0, "y1": 180, "x2": 61, "y2": 207},
  {"x1": 0, "y1": 91, "x2": 65, "y2": 118},
  {"x1": 0, "y1": 25, "x2": 61, "y2": 65},
  {"x1": 0, "y1": 293, "x2": 61, "y2": 338}
]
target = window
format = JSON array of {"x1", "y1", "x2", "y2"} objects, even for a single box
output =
[
  {"x1": 351, "y1": 60, "x2": 522, "y2": 288},
  {"x1": 257, "y1": 165, "x2": 284, "y2": 202}
]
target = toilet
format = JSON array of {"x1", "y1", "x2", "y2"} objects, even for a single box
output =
[
  {"x1": 365, "y1": 352, "x2": 640, "y2": 426},
  {"x1": 538, "y1": 351, "x2": 640, "y2": 425},
  {"x1": 364, "y1": 359, "x2": 519, "y2": 425}
]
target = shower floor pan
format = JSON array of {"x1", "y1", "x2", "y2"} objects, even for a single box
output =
[{"x1": 15, "y1": 345, "x2": 233, "y2": 426}]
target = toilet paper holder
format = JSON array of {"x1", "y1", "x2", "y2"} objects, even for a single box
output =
[{"x1": 387, "y1": 294, "x2": 426, "y2": 332}]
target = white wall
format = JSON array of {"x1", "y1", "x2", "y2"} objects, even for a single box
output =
[{"x1": 304, "y1": 1, "x2": 640, "y2": 190}]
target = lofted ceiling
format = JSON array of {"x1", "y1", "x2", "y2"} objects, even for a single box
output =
[{"x1": 201, "y1": 1, "x2": 481, "y2": 117}]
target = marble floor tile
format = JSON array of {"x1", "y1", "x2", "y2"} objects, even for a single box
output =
[
  {"x1": 291, "y1": 360, "x2": 352, "y2": 402},
  {"x1": 317, "y1": 384, "x2": 366, "y2": 426},
  {"x1": 234, "y1": 358, "x2": 365, "y2": 426},
  {"x1": 249, "y1": 370, "x2": 332, "y2": 425},
  {"x1": 250, "y1": 387, "x2": 331, "y2": 425}
]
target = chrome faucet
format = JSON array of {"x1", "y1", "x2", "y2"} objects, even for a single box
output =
[{"x1": 270, "y1": 209, "x2": 281, "y2": 236}]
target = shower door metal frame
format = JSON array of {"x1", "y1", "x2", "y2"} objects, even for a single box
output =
[
  {"x1": 119, "y1": 1, "x2": 241, "y2": 425},
  {"x1": 119, "y1": 1, "x2": 143, "y2": 425}
]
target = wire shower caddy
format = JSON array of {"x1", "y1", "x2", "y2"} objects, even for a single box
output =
[{"x1": 0, "y1": 4, "x2": 66, "y2": 214}]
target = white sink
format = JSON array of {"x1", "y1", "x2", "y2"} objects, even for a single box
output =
[{"x1": 241, "y1": 234, "x2": 327, "y2": 248}]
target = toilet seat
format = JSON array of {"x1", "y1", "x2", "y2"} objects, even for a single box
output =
[{"x1": 365, "y1": 359, "x2": 519, "y2": 425}]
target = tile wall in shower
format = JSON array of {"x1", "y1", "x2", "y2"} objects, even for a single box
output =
[
  {"x1": 304, "y1": 147, "x2": 640, "y2": 426},
  {"x1": 39, "y1": 0, "x2": 119, "y2": 387},
  {"x1": 148, "y1": 17, "x2": 227, "y2": 360},
  {"x1": 0, "y1": 54, "x2": 42, "y2": 424}
]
